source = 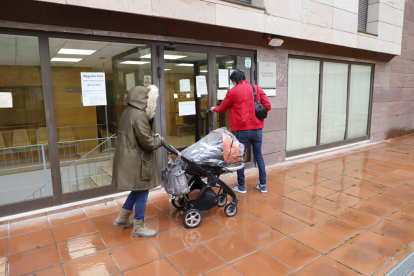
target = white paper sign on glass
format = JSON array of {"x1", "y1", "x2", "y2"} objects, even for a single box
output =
[
  {"x1": 196, "y1": 76, "x2": 208, "y2": 95},
  {"x1": 81, "y1": 72, "x2": 107, "y2": 106},
  {"x1": 217, "y1": 90, "x2": 228, "y2": 100},
  {"x1": 179, "y1": 79, "x2": 191, "y2": 92},
  {"x1": 218, "y1": 69, "x2": 229, "y2": 88},
  {"x1": 263, "y1": 89, "x2": 277, "y2": 97},
  {"x1": 179, "y1": 101, "x2": 196, "y2": 116},
  {"x1": 186, "y1": 94, "x2": 191, "y2": 98},
  {"x1": 174, "y1": 94, "x2": 178, "y2": 99},
  {"x1": 0, "y1": 92, "x2": 12, "y2": 108},
  {"x1": 126, "y1": 73, "x2": 135, "y2": 91},
  {"x1": 229, "y1": 70, "x2": 235, "y2": 88},
  {"x1": 258, "y1": 62, "x2": 277, "y2": 88}
]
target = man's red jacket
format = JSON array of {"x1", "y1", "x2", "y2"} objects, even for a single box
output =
[{"x1": 213, "y1": 80, "x2": 272, "y2": 131}]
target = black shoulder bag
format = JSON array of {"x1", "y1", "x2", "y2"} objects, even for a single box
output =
[{"x1": 251, "y1": 84, "x2": 267, "y2": 120}]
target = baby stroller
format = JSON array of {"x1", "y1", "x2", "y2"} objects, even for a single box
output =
[{"x1": 162, "y1": 127, "x2": 244, "y2": 228}]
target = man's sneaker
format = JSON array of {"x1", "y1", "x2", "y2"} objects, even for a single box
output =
[
  {"x1": 232, "y1": 184, "x2": 246, "y2": 194},
  {"x1": 255, "y1": 183, "x2": 267, "y2": 193}
]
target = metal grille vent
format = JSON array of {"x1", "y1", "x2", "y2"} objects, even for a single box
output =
[
  {"x1": 385, "y1": 251, "x2": 414, "y2": 276},
  {"x1": 358, "y1": 0, "x2": 368, "y2": 32},
  {"x1": 232, "y1": 0, "x2": 251, "y2": 4}
]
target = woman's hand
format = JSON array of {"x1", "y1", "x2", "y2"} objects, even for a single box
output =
[{"x1": 210, "y1": 106, "x2": 216, "y2": 112}]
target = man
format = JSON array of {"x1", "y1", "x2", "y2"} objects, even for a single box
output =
[{"x1": 210, "y1": 70, "x2": 271, "y2": 194}]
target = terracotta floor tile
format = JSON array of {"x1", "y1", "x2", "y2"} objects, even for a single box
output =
[
  {"x1": 372, "y1": 261, "x2": 396, "y2": 276},
  {"x1": 184, "y1": 218, "x2": 230, "y2": 242},
  {"x1": 354, "y1": 201, "x2": 395, "y2": 217},
  {"x1": 369, "y1": 194, "x2": 409, "y2": 209},
  {"x1": 204, "y1": 233, "x2": 257, "y2": 262},
  {"x1": 0, "y1": 257, "x2": 5, "y2": 276},
  {"x1": 31, "y1": 265, "x2": 65, "y2": 276},
  {"x1": 145, "y1": 214, "x2": 180, "y2": 233},
  {"x1": 83, "y1": 201, "x2": 120, "y2": 218},
  {"x1": 284, "y1": 190, "x2": 321, "y2": 204},
  {"x1": 351, "y1": 231, "x2": 405, "y2": 258},
  {"x1": 390, "y1": 168, "x2": 414, "y2": 179},
  {"x1": 123, "y1": 258, "x2": 180, "y2": 276},
  {"x1": 240, "y1": 203, "x2": 280, "y2": 221},
  {"x1": 263, "y1": 196, "x2": 303, "y2": 212},
  {"x1": 326, "y1": 193, "x2": 363, "y2": 207},
  {"x1": 286, "y1": 205, "x2": 330, "y2": 225},
  {"x1": 153, "y1": 199, "x2": 181, "y2": 214},
  {"x1": 343, "y1": 186, "x2": 378, "y2": 199},
  {"x1": 317, "y1": 180, "x2": 349, "y2": 191},
  {"x1": 231, "y1": 251, "x2": 292, "y2": 276},
  {"x1": 316, "y1": 217, "x2": 363, "y2": 240},
  {"x1": 393, "y1": 247, "x2": 414, "y2": 262},
  {"x1": 144, "y1": 202, "x2": 164, "y2": 218},
  {"x1": 264, "y1": 214, "x2": 309, "y2": 235},
  {"x1": 356, "y1": 181, "x2": 391, "y2": 193},
  {"x1": 244, "y1": 189, "x2": 279, "y2": 201},
  {"x1": 402, "y1": 203, "x2": 414, "y2": 214},
  {"x1": 0, "y1": 222, "x2": 7, "y2": 239},
  {"x1": 110, "y1": 239, "x2": 162, "y2": 271},
  {"x1": 294, "y1": 173, "x2": 328, "y2": 184},
  {"x1": 52, "y1": 219, "x2": 96, "y2": 242},
  {"x1": 213, "y1": 212, "x2": 257, "y2": 231},
  {"x1": 57, "y1": 233, "x2": 106, "y2": 262},
  {"x1": 337, "y1": 209, "x2": 381, "y2": 228},
  {"x1": 235, "y1": 194, "x2": 259, "y2": 208},
  {"x1": 283, "y1": 168, "x2": 308, "y2": 177},
  {"x1": 9, "y1": 228, "x2": 54, "y2": 255},
  {"x1": 298, "y1": 256, "x2": 360, "y2": 276},
  {"x1": 327, "y1": 242, "x2": 388, "y2": 275},
  {"x1": 384, "y1": 183, "x2": 414, "y2": 201},
  {"x1": 89, "y1": 212, "x2": 118, "y2": 232},
  {"x1": 9, "y1": 216, "x2": 49, "y2": 236},
  {"x1": 236, "y1": 222, "x2": 285, "y2": 248},
  {"x1": 265, "y1": 237, "x2": 320, "y2": 270},
  {"x1": 371, "y1": 220, "x2": 414, "y2": 244},
  {"x1": 49, "y1": 208, "x2": 87, "y2": 227},
  {"x1": 268, "y1": 173, "x2": 293, "y2": 182},
  {"x1": 387, "y1": 211, "x2": 414, "y2": 229},
  {"x1": 307, "y1": 198, "x2": 348, "y2": 215},
  {"x1": 99, "y1": 227, "x2": 138, "y2": 248},
  {"x1": 284, "y1": 178, "x2": 313, "y2": 189},
  {"x1": 369, "y1": 176, "x2": 401, "y2": 187},
  {"x1": 167, "y1": 245, "x2": 224, "y2": 276},
  {"x1": 150, "y1": 228, "x2": 198, "y2": 255},
  {"x1": 369, "y1": 164, "x2": 398, "y2": 173},
  {"x1": 0, "y1": 239, "x2": 6, "y2": 258},
  {"x1": 377, "y1": 162, "x2": 404, "y2": 170},
  {"x1": 8, "y1": 244, "x2": 60, "y2": 276},
  {"x1": 148, "y1": 190, "x2": 171, "y2": 202},
  {"x1": 292, "y1": 227, "x2": 344, "y2": 253},
  {"x1": 63, "y1": 251, "x2": 120, "y2": 276},
  {"x1": 331, "y1": 176, "x2": 363, "y2": 187},
  {"x1": 314, "y1": 170, "x2": 341, "y2": 179},
  {"x1": 204, "y1": 265, "x2": 240, "y2": 276},
  {"x1": 267, "y1": 183, "x2": 296, "y2": 195},
  {"x1": 345, "y1": 170, "x2": 377, "y2": 180},
  {"x1": 301, "y1": 185, "x2": 336, "y2": 197}
]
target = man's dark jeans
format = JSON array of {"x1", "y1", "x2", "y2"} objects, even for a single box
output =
[{"x1": 236, "y1": 128, "x2": 266, "y2": 187}]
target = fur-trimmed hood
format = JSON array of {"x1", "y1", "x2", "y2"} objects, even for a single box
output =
[{"x1": 127, "y1": 85, "x2": 159, "y2": 119}]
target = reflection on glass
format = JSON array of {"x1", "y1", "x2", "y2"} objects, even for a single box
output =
[
  {"x1": 49, "y1": 38, "x2": 150, "y2": 193},
  {"x1": 164, "y1": 51, "x2": 208, "y2": 150},
  {"x1": 0, "y1": 34, "x2": 52, "y2": 205}
]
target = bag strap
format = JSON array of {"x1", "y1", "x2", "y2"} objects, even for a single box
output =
[{"x1": 251, "y1": 84, "x2": 258, "y2": 103}]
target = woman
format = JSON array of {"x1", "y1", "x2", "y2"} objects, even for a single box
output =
[{"x1": 112, "y1": 85, "x2": 164, "y2": 238}]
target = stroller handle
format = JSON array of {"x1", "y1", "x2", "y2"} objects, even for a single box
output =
[{"x1": 162, "y1": 142, "x2": 180, "y2": 155}]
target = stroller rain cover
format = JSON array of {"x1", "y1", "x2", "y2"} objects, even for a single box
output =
[{"x1": 181, "y1": 127, "x2": 245, "y2": 169}]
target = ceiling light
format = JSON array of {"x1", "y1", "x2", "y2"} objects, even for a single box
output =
[
  {"x1": 225, "y1": 61, "x2": 234, "y2": 64},
  {"x1": 227, "y1": 67, "x2": 233, "y2": 69},
  {"x1": 164, "y1": 69, "x2": 171, "y2": 71},
  {"x1": 176, "y1": 63, "x2": 194, "y2": 67},
  {"x1": 120, "y1": 61, "x2": 150, "y2": 65},
  {"x1": 200, "y1": 70, "x2": 208, "y2": 72},
  {"x1": 51, "y1": 57, "x2": 82, "y2": 62},
  {"x1": 140, "y1": 54, "x2": 187, "y2": 60},
  {"x1": 58, "y1": 48, "x2": 97, "y2": 55}
]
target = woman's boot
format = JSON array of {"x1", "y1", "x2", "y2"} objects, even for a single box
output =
[
  {"x1": 113, "y1": 208, "x2": 133, "y2": 227},
  {"x1": 131, "y1": 219, "x2": 157, "y2": 237}
]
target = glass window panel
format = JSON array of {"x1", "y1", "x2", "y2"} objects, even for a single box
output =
[
  {"x1": 348, "y1": 65, "x2": 372, "y2": 139},
  {"x1": 0, "y1": 34, "x2": 53, "y2": 205},
  {"x1": 320, "y1": 62, "x2": 349, "y2": 145},
  {"x1": 287, "y1": 59, "x2": 320, "y2": 151},
  {"x1": 49, "y1": 38, "x2": 150, "y2": 193}
]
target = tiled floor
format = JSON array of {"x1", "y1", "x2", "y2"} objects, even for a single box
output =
[{"x1": 2, "y1": 135, "x2": 414, "y2": 275}]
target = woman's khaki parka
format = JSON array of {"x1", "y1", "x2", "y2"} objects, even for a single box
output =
[{"x1": 112, "y1": 85, "x2": 164, "y2": 191}]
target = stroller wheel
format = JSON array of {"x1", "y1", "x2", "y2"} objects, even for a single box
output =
[
  {"x1": 217, "y1": 196, "x2": 228, "y2": 207},
  {"x1": 183, "y1": 209, "x2": 202, "y2": 228},
  {"x1": 224, "y1": 204, "x2": 238, "y2": 217},
  {"x1": 172, "y1": 195, "x2": 186, "y2": 209}
]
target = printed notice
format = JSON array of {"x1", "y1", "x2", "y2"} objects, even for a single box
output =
[
  {"x1": 263, "y1": 89, "x2": 277, "y2": 97},
  {"x1": 179, "y1": 79, "x2": 191, "y2": 92},
  {"x1": 229, "y1": 70, "x2": 235, "y2": 89},
  {"x1": 196, "y1": 76, "x2": 208, "y2": 95},
  {"x1": 217, "y1": 90, "x2": 228, "y2": 101},
  {"x1": 186, "y1": 94, "x2": 191, "y2": 98},
  {"x1": 179, "y1": 101, "x2": 196, "y2": 116},
  {"x1": 174, "y1": 94, "x2": 178, "y2": 99},
  {"x1": 0, "y1": 92, "x2": 12, "y2": 108},
  {"x1": 258, "y1": 62, "x2": 277, "y2": 88},
  {"x1": 81, "y1": 72, "x2": 107, "y2": 106},
  {"x1": 218, "y1": 69, "x2": 229, "y2": 88},
  {"x1": 126, "y1": 73, "x2": 135, "y2": 91}
]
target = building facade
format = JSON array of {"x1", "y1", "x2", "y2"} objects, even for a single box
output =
[{"x1": 0, "y1": 0, "x2": 411, "y2": 216}]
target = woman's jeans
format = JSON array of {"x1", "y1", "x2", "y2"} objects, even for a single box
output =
[
  {"x1": 236, "y1": 129, "x2": 266, "y2": 187},
  {"x1": 122, "y1": 190, "x2": 149, "y2": 221}
]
